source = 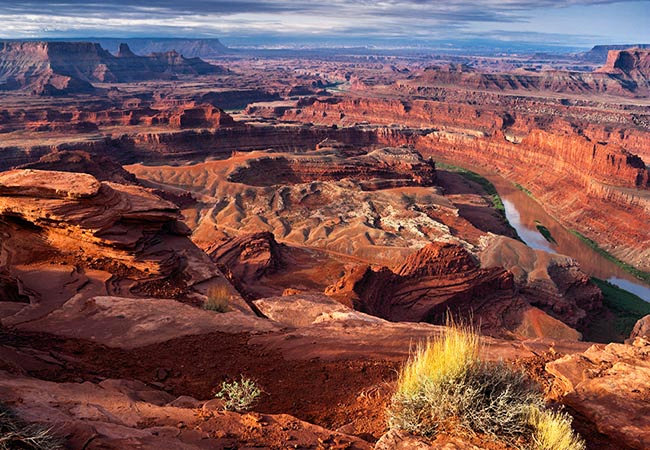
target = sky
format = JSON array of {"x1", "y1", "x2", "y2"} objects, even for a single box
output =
[{"x1": 0, "y1": 0, "x2": 648, "y2": 49}]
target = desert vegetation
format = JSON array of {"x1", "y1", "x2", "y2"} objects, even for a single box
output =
[
  {"x1": 203, "y1": 284, "x2": 232, "y2": 313},
  {"x1": 571, "y1": 230, "x2": 650, "y2": 283},
  {"x1": 514, "y1": 183, "x2": 534, "y2": 197},
  {"x1": 534, "y1": 221, "x2": 557, "y2": 244},
  {"x1": 387, "y1": 323, "x2": 585, "y2": 449},
  {"x1": 0, "y1": 402, "x2": 60, "y2": 450},
  {"x1": 591, "y1": 277, "x2": 650, "y2": 336},
  {"x1": 215, "y1": 376, "x2": 262, "y2": 412}
]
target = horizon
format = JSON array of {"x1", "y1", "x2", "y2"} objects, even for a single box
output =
[{"x1": 1, "y1": 1, "x2": 648, "y2": 51}]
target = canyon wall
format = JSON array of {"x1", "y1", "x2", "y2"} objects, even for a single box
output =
[{"x1": 278, "y1": 96, "x2": 650, "y2": 271}]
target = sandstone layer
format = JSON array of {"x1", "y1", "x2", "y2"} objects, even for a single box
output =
[{"x1": 0, "y1": 169, "x2": 246, "y2": 329}]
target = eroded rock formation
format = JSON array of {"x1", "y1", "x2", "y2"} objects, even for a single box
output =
[
  {"x1": 0, "y1": 169, "x2": 229, "y2": 309},
  {"x1": 326, "y1": 241, "x2": 585, "y2": 339}
]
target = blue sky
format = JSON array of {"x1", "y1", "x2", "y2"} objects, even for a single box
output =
[{"x1": 0, "y1": 0, "x2": 647, "y2": 48}]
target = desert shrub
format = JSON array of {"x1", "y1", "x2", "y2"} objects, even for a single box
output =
[
  {"x1": 529, "y1": 407, "x2": 586, "y2": 450},
  {"x1": 215, "y1": 376, "x2": 261, "y2": 412},
  {"x1": 387, "y1": 323, "x2": 585, "y2": 449},
  {"x1": 203, "y1": 285, "x2": 231, "y2": 313},
  {"x1": 0, "y1": 402, "x2": 61, "y2": 450}
]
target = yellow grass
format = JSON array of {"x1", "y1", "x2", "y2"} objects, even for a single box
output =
[
  {"x1": 529, "y1": 407, "x2": 586, "y2": 450},
  {"x1": 396, "y1": 322, "x2": 481, "y2": 396}
]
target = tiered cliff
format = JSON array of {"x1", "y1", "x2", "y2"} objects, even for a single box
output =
[{"x1": 0, "y1": 41, "x2": 225, "y2": 95}]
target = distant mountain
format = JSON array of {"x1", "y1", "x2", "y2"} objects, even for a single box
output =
[
  {"x1": 0, "y1": 41, "x2": 227, "y2": 95},
  {"x1": 405, "y1": 54, "x2": 650, "y2": 97},
  {"x1": 580, "y1": 44, "x2": 650, "y2": 63},
  {"x1": 93, "y1": 38, "x2": 231, "y2": 58}
]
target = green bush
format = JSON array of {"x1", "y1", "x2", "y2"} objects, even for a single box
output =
[
  {"x1": 0, "y1": 403, "x2": 61, "y2": 450},
  {"x1": 387, "y1": 324, "x2": 585, "y2": 449},
  {"x1": 216, "y1": 376, "x2": 261, "y2": 412},
  {"x1": 592, "y1": 277, "x2": 650, "y2": 337}
]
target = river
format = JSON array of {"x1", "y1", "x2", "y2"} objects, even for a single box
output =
[
  {"x1": 488, "y1": 174, "x2": 650, "y2": 302},
  {"x1": 438, "y1": 159, "x2": 650, "y2": 302}
]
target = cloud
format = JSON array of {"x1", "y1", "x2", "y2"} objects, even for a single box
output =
[{"x1": 0, "y1": 0, "x2": 647, "y2": 45}]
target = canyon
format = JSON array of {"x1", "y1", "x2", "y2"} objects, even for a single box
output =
[{"x1": 0, "y1": 40, "x2": 649, "y2": 449}]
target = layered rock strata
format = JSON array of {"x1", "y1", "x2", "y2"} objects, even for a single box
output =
[
  {"x1": 325, "y1": 241, "x2": 591, "y2": 339},
  {"x1": 0, "y1": 169, "x2": 231, "y2": 310}
]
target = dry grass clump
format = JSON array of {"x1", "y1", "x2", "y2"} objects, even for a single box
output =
[
  {"x1": 215, "y1": 376, "x2": 261, "y2": 412},
  {"x1": 529, "y1": 407, "x2": 586, "y2": 450},
  {"x1": 203, "y1": 284, "x2": 231, "y2": 313},
  {"x1": 387, "y1": 322, "x2": 585, "y2": 449},
  {"x1": 0, "y1": 403, "x2": 61, "y2": 450}
]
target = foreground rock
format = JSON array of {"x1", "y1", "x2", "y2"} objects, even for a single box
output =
[
  {"x1": 629, "y1": 315, "x2": 650, "y2": 341},
  {"x1": 375, "y1": 430, "x2": 480, "y2": 449},
  {"x1": 19, "y1": 295, "x2": 276, "y2": 348},
  {"x1": 0, "y1": 372, "x2": 370, "y2": 449},
  {"x1": 546, "y1": 338, "x2": 650, "y2": 449},
  {"x1": 249, "y1": 293, "x2": 590, "y2": 361}
]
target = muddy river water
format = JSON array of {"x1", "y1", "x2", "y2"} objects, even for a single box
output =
[{"x1": 443, "y1": 161, "x2": 650, "y2": 302}]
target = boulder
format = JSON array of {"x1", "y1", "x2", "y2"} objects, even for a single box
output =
[{"x1": 546, "y1": 338, "x2": 650, "y2": 449}]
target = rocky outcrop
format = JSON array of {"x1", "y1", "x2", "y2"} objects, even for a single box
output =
[
  {"x1": 20, "y1": 295, "x2": 274, "y2": 348},
  {"x1": 546, "y1": 338, "x2": 650, "y2": 449},
  {"x1": 0, "y1": 169, "x2": 225, "y2": 303},
  {"x1": 581, "y1": 44, "x2": 650, "y2": 64},
  {"x1": 253, "y1": 293, "x2": 356, "y2": 327},
  {"x1": 97, "y1": 37, "x2": 231, "y2": 58},
  {"x1": 168, "y1": 104, "x2": 237, "y2": 129},
  {"x1": 0, "y1": 373, "x2": 369, "y2": 450},
  {"x1": 479, "y1": 235, "x2": 602, "y2": 331},
  {"x1": 326, "y1": 242, "x2": 582, "y2": 339},
  {"x1": 0, "y1": 103, "x2": 238, "y2": 133},
  {"x1": 375, "y1": 429, "x2": 480, "y2": 449},
  {"x1": 17, "y1": 150, "x2": 138, "y2": 184},
  {"x1": 405, "y1": 63, "x2": 638, "y2": 96},
  {"x1": 203, "y1": 231, "x2": 285, "y2": 290},
  {"x1": 226, "y1": 144, "x2": 436, "y2": 188},
  {"x1": 629, "y1": 315, "x2": 650, "y2": 340}
]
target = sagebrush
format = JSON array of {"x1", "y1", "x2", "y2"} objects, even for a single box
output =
[
  {"x1": 0, "y1": 403, "x2": 61, "y2": 450},
  {"x1": 203, "y1": 285, "x2": 231, "y2": 313},
  {"x1": 387, "y1": 323, "x2": 585, "y2": 449},
  {"x1": 216, "y1": 376, "x2": 261, "y2": 412}
]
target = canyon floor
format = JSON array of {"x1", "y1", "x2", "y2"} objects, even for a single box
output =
[{"x1": 1, "y1": 42, "x2": 650, "y2": 449}]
